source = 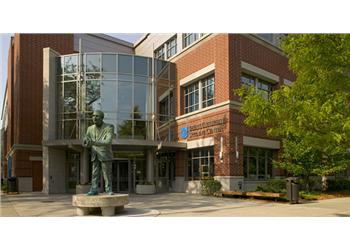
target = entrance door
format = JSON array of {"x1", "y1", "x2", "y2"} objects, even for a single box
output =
[{"x1": 112, "y1": 160, "x2": 131, "y2": 193}]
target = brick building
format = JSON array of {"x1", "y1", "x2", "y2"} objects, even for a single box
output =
[
  {"x1": 135, "y1": 33, "x2": 294, "y2": 192},
  {"x1": 1, "y1": 34, "x2": 134, "y2": 192},
  {"x1": 1, "y1": 33, "x2": 295, "y2": 193}
]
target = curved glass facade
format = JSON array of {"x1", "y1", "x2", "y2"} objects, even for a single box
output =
[{"x1": 57, "y1": 53, "x2": 176, "y2": 141}]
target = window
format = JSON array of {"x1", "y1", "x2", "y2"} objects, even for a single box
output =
[
  {"x1": 256, "y1": 34, "x2": 284, "y2": 47},
  {"x1": 184, "y1": 74, "x2": 215, "y2": 114},
  {"x1": 188, "y1": 147, "x2": 214, "y2": 180},
  {"x1": 243, "y1": 147, "x2": 274, "y2": 180},
  {"x1": 184, "y1": 82, "x2": 199, "y2": 113},
  {"x1": 154, "y1": 36, "x2": 178, "y2": 60},
  {"x1": 183, "y1": 33, "x2": 198, "y2": 48},
  {"x1": 159, "y1": 91, "x2": 174, "y2": 122},
  {"x1": 241, "y1": 73, "x2": 273, "y2": 99},
  {"x1": 202, "y1": 75, "x2": 215, "y2": 108},
  {"x1": 166, "y1": 36, "x2": 177, "y2": 58},
  {"x1": 154, "y1": 46, "x2": 165, "y2": 60},
  {"x1": 257, "y1": 34, "x2": 274, "y2": 43},
  {"x1": 183, "y1": 33, "x2": 206, "y2": 48}
]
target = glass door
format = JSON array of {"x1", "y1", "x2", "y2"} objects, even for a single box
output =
[{"x1": 112, "y1": 160, "x2": 131, "y2": 193}]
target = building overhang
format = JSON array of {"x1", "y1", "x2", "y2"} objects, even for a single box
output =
[{"x1": 42, "y1": 139, "x2": 187, "y2": 151}]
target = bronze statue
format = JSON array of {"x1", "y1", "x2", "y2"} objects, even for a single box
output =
[{"x1": 83, "y1": 110, "x2": 114, "y2": 195}]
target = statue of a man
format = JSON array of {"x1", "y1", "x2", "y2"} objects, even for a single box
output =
[{"x1": 83, "y1": 110, "x2": 114, "y2": 195}]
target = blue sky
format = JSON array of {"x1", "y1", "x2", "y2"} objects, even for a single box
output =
[{"x1": 0, "y1": 33, "x2": 143, "y2": 125}]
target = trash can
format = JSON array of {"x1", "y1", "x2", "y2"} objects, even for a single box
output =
[
  {"x1": 7, "y1": 177, "x2": 18, "y2": 193},
  {"x1": 286, "y1": 177, "x2": 299, "y2": 204}
]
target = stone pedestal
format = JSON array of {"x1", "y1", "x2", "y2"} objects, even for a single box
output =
[{"x1": 72, "y1": 194, "x2": 129, "y2": 216}]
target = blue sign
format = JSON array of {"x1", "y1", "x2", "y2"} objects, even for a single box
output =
[{"x1": 180, "y1": 127, "x2": 188, "y2": 139}]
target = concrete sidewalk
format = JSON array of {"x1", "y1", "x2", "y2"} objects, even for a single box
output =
[{"x1": 1, "y1": 191, "x2": 350, "y2": 217}]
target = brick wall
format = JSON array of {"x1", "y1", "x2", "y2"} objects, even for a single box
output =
[
  {"x1": 16, "y1": 34, "x2": 74, "y2": 145},
  {"x1": 173, "y1": 34, "x2": 294, "y2": 178},
  {"x1": 227, "y1": 35, "x2": 296, "y2": 176},
  {"x1": 174, "y1": 34, "x2": 230, "y2": 117},
  {"x1": 7, "y1": 34, "x2": 74, "y2": 178}
]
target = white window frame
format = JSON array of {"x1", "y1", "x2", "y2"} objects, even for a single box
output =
[
  {"x1": 241, "y1": 73, "x2": 274, "y2": 99},
  {"x1": 166, "y1": 35, "x2": 177, "y2": 59},
  {"x1": 183, "y1": 33, "x2": 206, "y2": 48},
  {"x1": 184, "y1": 73, "x2": 215, "y2": 114},
  {"x1": 154, "y1": 45, "x2": 165, "y2": 60}
]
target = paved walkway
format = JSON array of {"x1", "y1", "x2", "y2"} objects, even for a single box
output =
[{"x1": 1, "y1": 191, "x2": 350, "y2": 217}]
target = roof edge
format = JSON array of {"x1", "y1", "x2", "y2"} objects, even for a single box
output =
[{"x1": 87, "y1": 33, "x2": 134, "y2": 48}]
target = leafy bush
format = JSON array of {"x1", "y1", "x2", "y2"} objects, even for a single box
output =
[
  {"x1": 256, "y1": 179, "x2": 286, "y2": 194},
  {"x1": 299, "y1": 191, "x2": 320, "y2": 200},
  {"x1": 327, "y1": 178, "x2": 350, "y2": 191},
  {"x1": 1, "y1": 180, "x2": 7, "y2": 192},
  {"x1": 200, "y1": 177, "x2": 222, "y2": 196},
  {"x1": 298, "y1": 177, "x2": 322, "y2": 192}
]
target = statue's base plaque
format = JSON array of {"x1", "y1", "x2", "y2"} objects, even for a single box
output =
[{"x1": 72, "y1": 194, "x2": 129, "y2": 216}]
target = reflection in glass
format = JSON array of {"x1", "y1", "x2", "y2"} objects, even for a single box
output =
[
  {"x1": 134, "y1": 83, "x2": 148, "y2": 116},
  {"x1": 134, "y1": 120, "x2": 146, "y2": 139},
  {"x1": 134, "y1": 56, "x2": 148, "y2": 76},
  {"x1": 64, "y1": 74, "x2": 77, "y2": 81},
  {"x1": 102, "y1": 73, "x2": 116, "y2": 80},
  {"x1": 64, "y1": 82, "x2": 76, "y2": 112},
  {"x1": 102, "y1": 54, "x2": 116, "y2": 72},
  {"x1": 86, "y1": 80, "x2": 100, "y2": 111},
  {"x1": 202, "y1": 75, "x2": 215, "y2": 108},
  {"x1": 86, "y1": 73, "x2": 101, "y2": 80},
  {"x1": 64, "y1": 120, "x2": 77, "y2": 139},
  {"x1": 118, "y1": 81, "x2": 132, "y2": 113},
  {"x1": 155, "y1": 60, "x2": 169, "y2": 79},
  {"x1": 159, "y1": 92, "x2": 173, "y2": 122},
  {"x1": 101, "y1": 81, "x2": 117, "y2": 111},
  {"x1": 86, "y1": 54, "x2": 100, "y2": 72},
  {"x1": 118, "y1": 74, "x2": 132, "y2": 81},
  {"x1": 57, "y1": 52, "x2": 176, "y2": 141},
  {"x1": 64, "y1": 55, "x2": 78, "y2": 74},
  {"x1": 244, "y1": 147, "x2": 274, "y2": 180},
  {"x1": 117, "y1": 119, "x2": 133, "y2": 139},
  {"x1": 193, "y1": 159, "x2": 200, "y2": 179},
  {"x1": 56, "y1": 57, "x2": 62, "y2": 75},
  {"x1": 58, "y1": 83, "x2": 63, "y2": 111},
  {"x1": 118, "y1": 54, "x2": 132, "y2": 74},
  {"x1": 134, "y1": 75, "x2": 148, "y2": 83}
]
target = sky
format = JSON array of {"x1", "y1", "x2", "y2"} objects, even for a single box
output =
[{"x1": 0, "y1": 33, "x2": 143, "y2": 126}]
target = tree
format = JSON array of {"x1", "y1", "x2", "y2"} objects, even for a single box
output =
[{"x1": 236, "y1": 34, "x2": 350, "y2": 191}]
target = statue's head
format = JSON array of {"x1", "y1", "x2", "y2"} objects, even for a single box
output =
[{"x1": 92, "y1": 110, "x2": 104, "y2": 127}]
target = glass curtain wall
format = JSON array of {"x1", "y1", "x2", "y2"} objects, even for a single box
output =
[{"x1": 57, "y1": 53, "x2": 175, "y2": 141}]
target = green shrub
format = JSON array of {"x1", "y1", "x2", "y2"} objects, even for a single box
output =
[
  {"x1": 299, "y1": 191, "x2": 320, "y2": 200},
  {"x1": 327, "y1": 178, "x2": 350, "y2": 191},
  {"x1": 256, "y1": 179, "x2": 286, "y2": 194},
  {"x1": 298, "y1": 177, "x2": 322, "y2": 192},
  {"x1": 1, "y1": 180, "x2": 7, "y2": 192},
  {"x1": 201, "y1": 177, "x2": 222, "y2": 196}
]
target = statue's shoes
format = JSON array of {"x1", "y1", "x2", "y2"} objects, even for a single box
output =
[
  {"x1": 108, "y1": 192, "x2": 114, "y2": 195},
  {"x1": 86, "y1": 191, "x2": 98, "y2": 196}
]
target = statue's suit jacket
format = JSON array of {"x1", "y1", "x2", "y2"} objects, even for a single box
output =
[{"x1": 84, "y1": 122, "x2": 114, "y2": 162}]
